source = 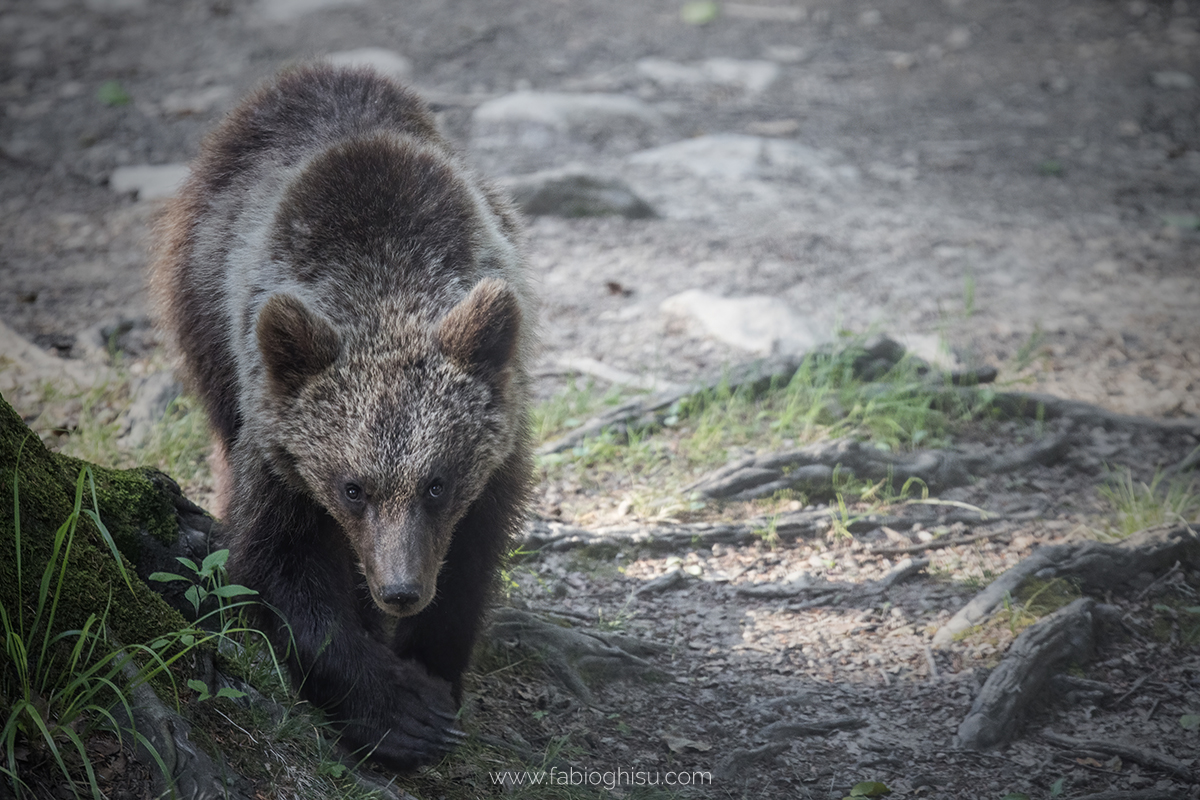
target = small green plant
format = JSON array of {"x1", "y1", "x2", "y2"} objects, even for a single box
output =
[
  {"x1": 962, "y1": 271, "x2": 976, "y2": 318},
  {"x1": 1098, "y1": 467, "x2": 1200, "y2": 539},
  {"x1": 150, "y1": 548, "x2": 257, "y2": 623},
  {"x1": 185, "y1": 678, "x2": 246, "y2": 703},
  {"x1": 95, "y1": 80, "x2": 130, "y2": 107},
  {"x1": 1009, "y1": 325, "x2": 1044, "y2": 377},
  {"x1": 532, "y1": 376, "x2": 627, "y2": 444}
]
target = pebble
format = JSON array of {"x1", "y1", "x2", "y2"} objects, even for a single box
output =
[
  {"x1": 637, "y1": 57, "x2": 780, "y2": 95},
  {"x1": 471, "y1": 91, "x2": 661, "y2": 172},
  {"x1": 108, "y1": 163, "x2": 190, "y2": 201},
  {"x1": 1150, "y1": 70, "x2": 1196, "y2": 90},
  {"x1": 628, "y1": 133, "x2": 857, "y2": 183},
  {"x1": 255, "y1": 0, "x2": 366, "y2": 23},
  {"x1": 503, "y1": 168, "x2": 655, "y2": 219},
  {"x1": 324, "y1": 47, "x2": 412, "y2": 82}
]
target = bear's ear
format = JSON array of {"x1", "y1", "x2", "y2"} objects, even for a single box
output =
[
  {"x1": 257, "y1": 294, "x2": 340, "y2": 396},
  {"x1": 436, "y1": 278, "x2": 521, "y2": 378}
]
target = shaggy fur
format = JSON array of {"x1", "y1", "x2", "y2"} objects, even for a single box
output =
[{"x1": 151, "y1": 64, "x2": 534, "y2": 770}]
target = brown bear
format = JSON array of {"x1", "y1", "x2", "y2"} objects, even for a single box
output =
[{"x1": 151, "y1": 64, "x2": 534, "y2": 770}]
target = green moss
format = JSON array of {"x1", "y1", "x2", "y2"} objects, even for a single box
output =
[{"x1": 0, "y1": 392, "x2": 188, "y2": 665}]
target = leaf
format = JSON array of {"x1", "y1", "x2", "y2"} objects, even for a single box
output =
[
  {"x1": 849, "y1": 782, "x2": 890, "y2": 797},
  {"x1": 187, "y1": 679, "x2": 210, "y2": 701},
  {"x1": 210, "y1": 584, "x2": 259, "y2": 598},
  {"x1": 148, "y1": 572, "x2": 189, "y2": 584},
  {"x1": 1001, "y1": 794, "x2": 1031, "y2": 800},
  {"x1": 96, "y1": 80, "x2": 131, "y2": 107},
  {"x1": 680, "y1": 0, "x2": 719, "y2": 25},
  {"x1": 200, "y1": 549, "x2": 229, "y2": 577},
  {"x1": 176, "y1": 556, "x2": 200, "y2": 573},
  {"x1": 215, "y1": 687, "x2": 247, "y2": 700},
  {"x1": 663, "y1": 735, "x2": 712, "y2": 753},
  {"x1": 1050, "y1": 776, "x2": 1065, "y2": 796},
  {"x1": 1180, "y1": 714, "x2": 1200, "y2": 731},
  {"x1": 184, "y1": 584, "x2": 203, "y2": 614}
]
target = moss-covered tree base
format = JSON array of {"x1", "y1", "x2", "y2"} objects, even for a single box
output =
[{"x1": 0, "y1": 391, "x2": 190, "y2": 685}]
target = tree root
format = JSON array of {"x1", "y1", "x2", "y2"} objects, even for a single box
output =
[
  {"x1": 486, "y1": 608, "x2": 666, "y2": 702},
  {"x1": 688, "y1": 432, "x2": 1073, "y2": 500},
  {"x1": 955, "y1": 598, "x2": 1098, "y2": 750},
  {"x1": 735, "y1": 558, "x2": 927, "y2": 600},
  {"x1": 523, "y1": 504, "x2": 1000, "y2": 555},
  {"x1": 1041, "y1": 731, "x2": 1194, "y2": 782},
  {"x1": 760, "y1": 716, "x2": 868, "y2": 742},
  {"x1": 933, "y1": 524, "x2": 1200, "y2": 646}
]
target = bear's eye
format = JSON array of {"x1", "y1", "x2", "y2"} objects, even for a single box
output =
[
  {"x1": 343, "y1": 482, "x2": 364, "y2": 502},
  {"x1": 426, "y1": 479, "x2": 444, "y2": 500}
]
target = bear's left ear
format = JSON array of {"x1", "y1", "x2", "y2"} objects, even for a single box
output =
[{"x1": 436, "y1": 278, "x2": 521, "y2": 379}]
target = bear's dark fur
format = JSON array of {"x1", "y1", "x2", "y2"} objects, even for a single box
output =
[{"x1": 151, "y1": 64, "x2": 534, "y2": 770}]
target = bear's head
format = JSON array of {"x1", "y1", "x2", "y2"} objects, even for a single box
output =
[{"x1": 255, "y1": 278, "x2": 522, "y2": 617}]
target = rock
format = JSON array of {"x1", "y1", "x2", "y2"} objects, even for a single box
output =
[
  {"x1": 659, "y1": 289, "x2": 823, "y2": 355},
  {"x1": 636, "y1": 57, "x2": 779, "y2": 95},
  {"x1": 0, "y1": 319, "x2": 98, "y2": 403},
  {"x1": 503, "y1": 168, "x2": 655, "y2": 219},
  {"x1": 628, "y1": 134, "x2": 857, "y2": 183},
  {"x1": 471, "y1": 92, "x2": 661, "y2": 173},
  {"x1": 324, "y1": 47, "x2": 412, "y2": 82},
  {"x1": 255, "y1": 0, "x2": 366, "y2": 23},
  {"x1": 1151, "y1": 71, "x2": 1196, "y2": 90},
  {"x1": 109, "y1": 164, "x2": 190, "y2": 201},
  {"x1": 160, "y1": 86, "x2": 233, "y2": 117},
  {"x1": 121, "y1": 371, "x2": 183, "y2": 448}
]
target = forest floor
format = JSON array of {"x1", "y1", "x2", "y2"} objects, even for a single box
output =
[{"x1": 1, "y1": 0, "x2": 1199, "y2": 798}]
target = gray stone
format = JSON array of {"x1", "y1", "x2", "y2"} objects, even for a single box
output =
[
  {"x1": 121, "y1": 371, "x2": 183, "y2": 448},
  {"x1": 109, "y1": 164, "x2": 190, "y2": 201},
  {"x1": 628, "y1": 133, "x2": 857, "y2": 183},
  {"x1": 636, "y1": 57, "x2": 779, "y2": 95},
  {"x1": 160, "y1": 85, "x2": 233, "y2": 117},
  {"x1": 471, "y1": 91, "x2": 661, "y2": 172},
  {"x1": 504, "y1": 169, "x2": 655, "y2": 219},
  {"x1": 1151, "y1": 70, "x2": 1196, "y2": 90},
  {"x1": 255, "y1": 0, "x2": 365, "y2": 23},
  {"x1": 324, "y1": 47, "x2": 413, "y2": 82},
  {"x1": 659, "y1": 289, "x2": 824, "y2": 355}
]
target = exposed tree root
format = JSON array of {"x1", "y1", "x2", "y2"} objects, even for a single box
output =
[
  {"x1": 760, "y1": 716, "x2": 868, "y2": 742},
  {"x1": 486, "y1": 607, "x2": 667, "y2": 702},
  {"x1": 955, "y1": 598, "x2": 1098, "y2": 750},
  {"x1": 1041, "y1": 731, "x2": 1194, "y2": 782},
  {"x1": 687, "y1": 432, "x2": 1072, "y2": 500},
  {"x1": 933, "y1": 524, "x2": 1200, "y2": 646},
  {"x1": 523, "y1": 504, "x2": 1001, "y2": 555}
]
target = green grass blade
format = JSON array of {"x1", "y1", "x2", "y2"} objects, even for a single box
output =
[{"x1": 83, "y1": 467, "x2": 135, "y2": 594}]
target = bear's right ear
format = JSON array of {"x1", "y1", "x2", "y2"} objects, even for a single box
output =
[{"x1": 257, "y1": 294, "x2": 340, "y2": 396}]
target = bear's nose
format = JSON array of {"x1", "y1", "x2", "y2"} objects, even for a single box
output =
[{"x1": 380, "y1": 582, "x2": 422, "y2": 609}]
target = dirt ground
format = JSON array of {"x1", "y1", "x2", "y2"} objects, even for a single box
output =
[{"x1": 2, "y1": 0, "x2": 1199, "y2": 798}]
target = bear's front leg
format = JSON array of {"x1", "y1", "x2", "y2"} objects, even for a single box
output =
[{"x1": 225, "y1": 458, "x2": 463, "y2": 770}]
